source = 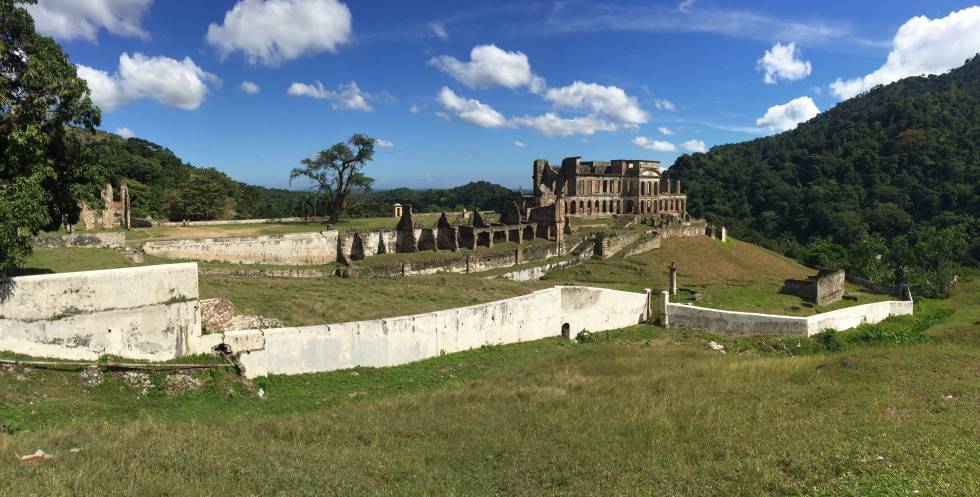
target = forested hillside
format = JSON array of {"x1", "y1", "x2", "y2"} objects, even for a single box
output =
[
  {"x1": 353, "y1": 181, "x2": 515, "y2": 215},
  {"x1": 670, "y1": 55, "x2": 980, "y2": 296},
  {"x1": 77, "y1": 130, "x2": 513, "y2": 221},
  {"x1": 74, "y1": 130, "x2": 321, "y2": 221}
]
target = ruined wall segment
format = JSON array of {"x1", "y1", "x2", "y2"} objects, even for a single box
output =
[{"x1": 143, "y1": 231, "x2": 340, "y2": 266}]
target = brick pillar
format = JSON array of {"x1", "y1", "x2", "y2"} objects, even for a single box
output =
[{"x1": 669, "y1": 261, "x2": 677, "y2": 296}]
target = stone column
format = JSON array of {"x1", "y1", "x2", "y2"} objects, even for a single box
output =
[
  {"x1": 719, "y1": 226, "x2": 727, "y2": 242},
  {"x1": 660, "y1": 291, "x2": 670, "y2": 328},
  {"x1": 643, "y1": 288, "x2": 652, "y2": 322},
  {"x1": 668, "y1": 261, "x2": 678, "y2": 296},
  {"x1": 900, "y1": 284, "x2": 912, "y2": 301}
]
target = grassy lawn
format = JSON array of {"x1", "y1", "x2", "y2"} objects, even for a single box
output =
[
  {"x1": 0, "y1": 270, "x2": 976, "y2": 495},
  {"x1": 545, "y1": 236, "x2": 890, "y2": 315},
  {"x1": 199, "y1": 273, "x2": 551, "y2": 326}
]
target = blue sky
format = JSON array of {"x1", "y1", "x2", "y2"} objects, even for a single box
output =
[{"x1": 27, "y1": 0, "x2": 980, "y2": 189}]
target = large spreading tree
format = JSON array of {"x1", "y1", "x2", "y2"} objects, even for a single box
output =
[
  {"x1": 290, "y1": 133, "x2": 376, "y2": 221},
  {"x1": 1, "y1": 0, "x2": 105, "y2": 274}
]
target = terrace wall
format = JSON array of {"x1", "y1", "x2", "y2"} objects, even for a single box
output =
[
  {"x1": 210, "y1": 286, "x2": 650, "y2": 378},
  {"x1": 31, "y1": 232, "x2": 127, "y2": 249},
  {"x1": 142, "y1": 231, "x2": 340, "y2": 265},
  {"x1": 0, "y1": 263, "x2": 202, "y2": 360},
  {"x1": 661, "y1": 292, "x2": 913, "y2": 337}
]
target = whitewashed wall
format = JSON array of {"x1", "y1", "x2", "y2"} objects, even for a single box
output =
[
  {"x1": 0, "y1": 263, "x2": 202, "y2": 360},
  {"x1": 211, "y1": 286, "x2": 651, "y2": 378},
  {"x1": 663, "y1": 295, "x2": 913, "y2": 337},
  {"x1": 142, "y1": 231, "x2": 339, "y2": 265}
]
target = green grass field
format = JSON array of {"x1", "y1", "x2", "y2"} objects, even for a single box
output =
[
  {"x1": 546, "y1": 236, "x2": 890, "y2": 315},
  {"x1": 21, "y1": 235, "x2": 895, "y2": 325},
  {"x1": 200, "y1": 273, "x2": 550, "y2": 326},
  {"x1": 1, "y1": 270, "x2": 977, "y2": 496}
]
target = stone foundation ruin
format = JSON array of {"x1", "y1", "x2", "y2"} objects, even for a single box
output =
[
  {"x1": 143, "y1": 204, "x2": 566, "y2": 268},
  {"x1": 781, "y1": 268, "x2": 846, "y2": 306}
]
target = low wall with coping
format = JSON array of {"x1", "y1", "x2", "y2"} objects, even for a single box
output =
[
  {"x1": 143, "y1": 231, "x2": 340, "y2": 265},
  {"x1": 661, "y1": 292, "x2": 913, "y2": 337},
  {"x1": 0, "y1": 263, "x2": 202, "y2": 360},
  {"x1": 31, "y1": 232, "x2": 127, "y2": 249},
  {"x1": 195, "y1": 286, "x2": 651, "y2": 378}
]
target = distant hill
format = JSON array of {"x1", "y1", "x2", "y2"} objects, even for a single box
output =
[
  {"x1": 76, "y1": 130, "x2": 514, "y2": 221},
  {"x1": 355, "y1": 181, "x2": 515, "y2": 215},
  {"x1": 75, "y1": 130, "x2": 320, "y2": 221},
  {"x1": 670, "y1": 54, "x2": 980, "y2": 295}
]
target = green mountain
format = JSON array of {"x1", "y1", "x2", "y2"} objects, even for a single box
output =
[
  {"x1": 73, "y1": 130, "x2": 322, "y2": 221},
  {"x1": 78, "y1": 130, "x2": 512, "y2": 221},
  {"x1": 670, "y1": 54, "x2": 980, "y2": 296}
]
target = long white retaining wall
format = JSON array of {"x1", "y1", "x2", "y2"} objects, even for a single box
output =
[
  {"x1": 661, "y1": 291, "x2": 913, "y2": 337},
  {"x1": 142, "y1": 231, "x2": 339, "y2": 265},
  {"x1": 0, "y1": 263, "x2": 202, "y2": 360},
  {"x1": 195, "y1": 286, "x2": 650, "y2": 378}
]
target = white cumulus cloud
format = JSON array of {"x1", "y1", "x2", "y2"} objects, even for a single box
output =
[
  {"x1": 207, "y1": 0, "x2": 352, "y2": 66},
  {"x1": 114, "y1": 127, "x2": 135, "y2": 139},
  {"x1": 429, "y1": 44, "x2": 546, "y2": 93},
  {"x1": 830, "y1": 7, "x2": 980, "y2": 99},
  {"x1": 77, "y1": 53, "x2": 220, "y2": 112},
  {"x1": 632, "y1": 136, "x2": 677, "y2": 152},
  {"x1": 757, "y1": 42, "x2": 812, "y2": 84},
  {"x1": 287, "y1": 80, "x2": 374, "y2": 112},
  {"x1": 513, "y1": 113, "x2": 618, "y2": 138},
  {"x1": 513, "y1": 140, "x2": 527, "y2": 148},
  {"x1": 436, "y1": 87, "x2": 510, "y2": 128},
  {"x1": 658, "y1": 126, "x2": 674, "y2": 135},
  {"x1": 755, "y1": 96, "x2": 819, "y2": 132},
  {"x1": 25, "y1": 0, "x2": 152, "y2": 41},
  {"x1": 544, "y1": 82, "x2": 648, "y2": 125},
  {"x1": 375, "y1": 139, "x2": 394, "y2": 148},
  {"x1": 681, "y1": 139, "x2": 708, "y2": 153},
  {"x1": 652, "y1": 98, "x2": 676, "y2": 111},
  {"x1": 240, "y1": 81, "x2": 261, "y2": 94}
]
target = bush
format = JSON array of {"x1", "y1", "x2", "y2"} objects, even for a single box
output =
[{"x1": 815, "y1": 329, "x2": 843, "y2": 351}]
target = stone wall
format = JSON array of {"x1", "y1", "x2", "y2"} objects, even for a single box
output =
[
  {"x1": 360, "y1": 243, "x2": 562, "y2": 277},
  {"x1": 143, "y1": 231, "x2": 340, "y2": 265},
  {"x1": 623, "y1": 234, "x2": 663, "y2": 258},
  {"x1": 32, "y1": 232, "x2": 127, "y2": 249},
  {"x1": 196, "y1": 286, "x2": 651, "y2": 378},
  {"x1": 661, "y1": 292, "x2": 913, "y2": 337},
  {"x1": 0, "y1": 263, "x2": 202, "y2": 360},
  {"x1": 782, "y1": 269, "x2": 845, "y2": 306}
]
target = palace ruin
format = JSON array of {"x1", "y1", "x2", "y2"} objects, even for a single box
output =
[{"x1": 521, "y1": 156, "x2": 689, "y2": 220}]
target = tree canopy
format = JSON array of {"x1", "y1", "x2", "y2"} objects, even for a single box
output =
[
  {"x1": 290, "y1": 134, "x2": 376, "y2": 221},
  {"x1": 1, "y1": 0, "x2": 105, "y2": 273}
]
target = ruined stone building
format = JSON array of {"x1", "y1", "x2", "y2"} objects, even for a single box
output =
[
  {"x1": 521, "y1": 157, "x2": 688, "y2": 219},
  {"x1": 79, "y1": 183, "x2": 131, "y2": 230}
]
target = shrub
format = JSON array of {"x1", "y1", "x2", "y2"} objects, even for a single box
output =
[{"x1": 815, "y1": 329, "x2": 844, "y2": 351}]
